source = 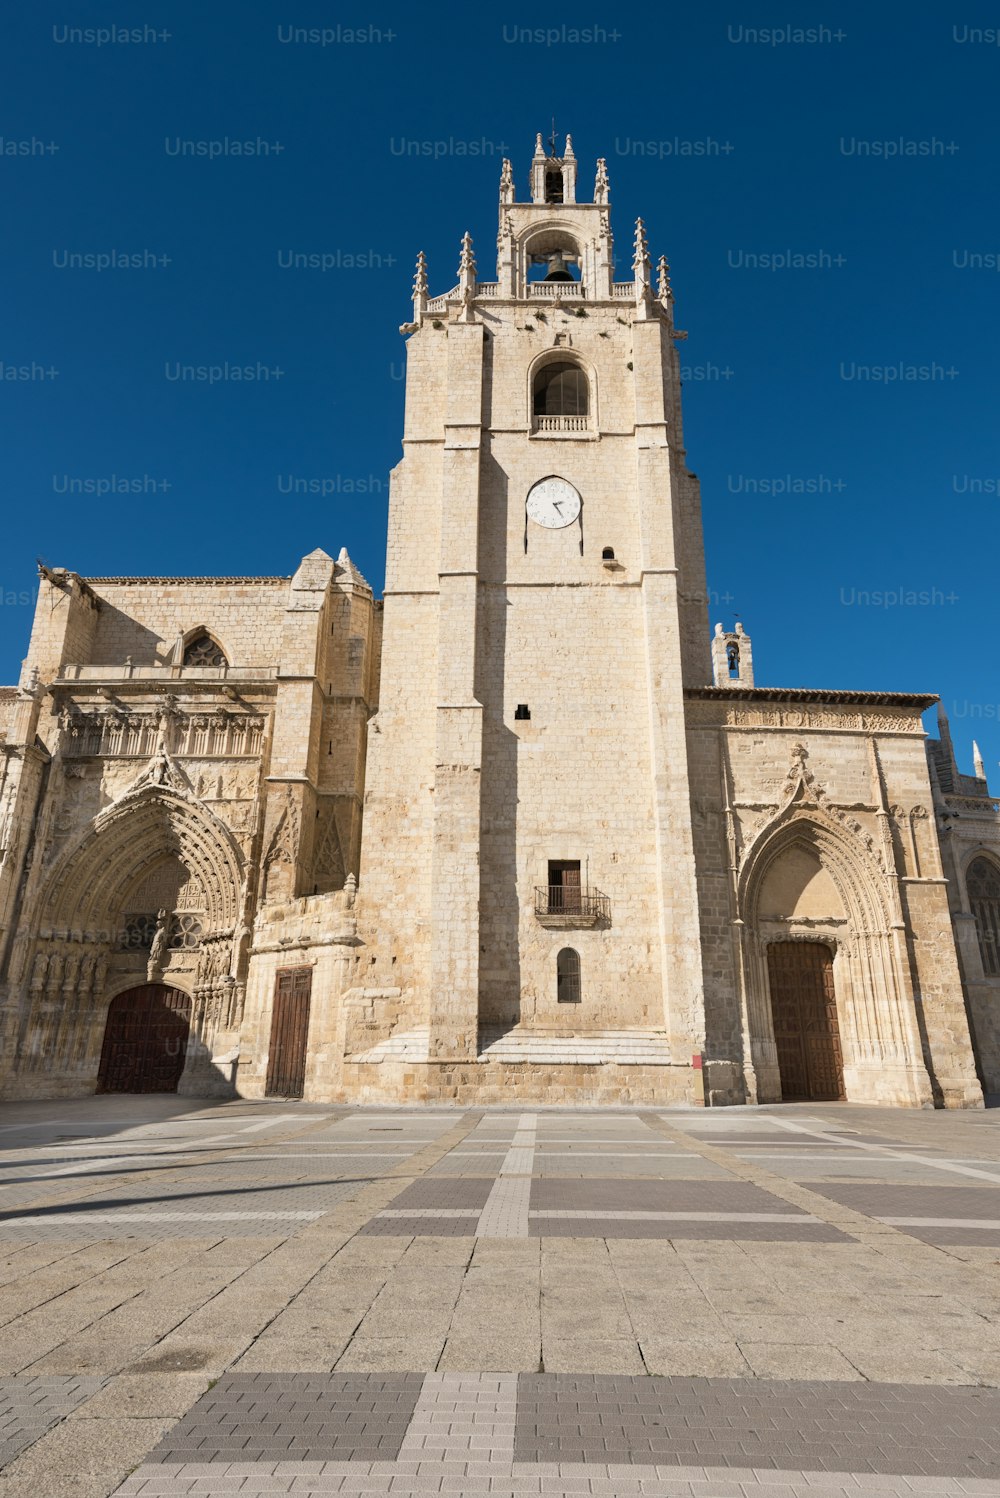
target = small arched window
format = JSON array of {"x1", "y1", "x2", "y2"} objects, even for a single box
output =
[
  {"x1": 557, "y1": 947, "x2": 581, "y2": 1003},
  {"x1": 968, "y1": 857, "x2": 1000, "y2": 977},
  {"x1": 183, "y1": 632, "x2": 227, "y2": 668},
  {"x1": 533, "y1": 361, "x2": 589, "y2": 418}
]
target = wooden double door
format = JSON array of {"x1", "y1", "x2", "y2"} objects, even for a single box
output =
[
  {"x1": 97, "y1": 984, "x2": 191, "y2": 1093},
  {"x1": 767, "y1": 941, "x2": 846, "y2": 1101}
]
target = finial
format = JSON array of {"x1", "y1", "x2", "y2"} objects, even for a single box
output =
[
  {"x1": 973, "y1": 741, "x2": 986, "y2": 778},
  {"x1": 564, "y1": 133, "x2": 575, "y2": 157},
  {"x1": 657, "y1": 254, "x2": 672, "y2": 301},
  {"x1": 499, "y1": 157, "x2": 514, "y2": 204},
  {"x1": 594, "y1": 157, "x2": 609, "y2": 204},
  {"x1": 632, "y1": 218, "x2": 651, "y2": 273},
  {"x1": 533, "y1": 132, "x2": 545, "y2": 157},
  {"x1": 457, "y1": 231, "x2": 477, "y2": 321},
  {"x1": 409, "y1": 250, "x2": 428, "y2": 324},
  {"x1": 633, "y1": 219, "x2": 653, "y2": 318},
  {"x1": 458, "y1": 231, "x2": 476, "y2": 277}
]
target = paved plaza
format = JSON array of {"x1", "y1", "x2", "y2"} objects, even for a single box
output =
[{"x1": 0, "y1": 1100, "x2": 997, "y2": 1496}]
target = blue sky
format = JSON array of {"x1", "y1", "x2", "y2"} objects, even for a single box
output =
[{"x1": 2, "y1": 4, "x2": 998, "y2": 777}]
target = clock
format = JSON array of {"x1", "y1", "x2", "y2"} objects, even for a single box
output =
[{"x1": 526, "y1": 476, "x2": 581, "y2": 529}]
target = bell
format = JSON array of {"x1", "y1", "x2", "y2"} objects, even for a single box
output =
[{"x1": 543, "y1": 252, "x2": 574, "y2": 282}]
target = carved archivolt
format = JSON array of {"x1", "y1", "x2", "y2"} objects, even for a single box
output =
[
  {"x1": 738, "y1": 748, "x2": 893, "y2": 935},
  {"x1": 39, "y1": 780, "x2": 244, "y2": 936}
]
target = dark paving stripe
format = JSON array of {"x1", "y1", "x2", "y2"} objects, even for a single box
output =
[
  {"x1": 386, "y1": 1177, "x2": 495, "y2": 1210},
  {"x1": 529, "y1": 1179, "x2": 807, "y2": 1213},
  {"x1": 891, "y1": 1224, "x2": 1000, "y2": 1247},
  {"x1": 145, "y1": 1372, "x2": 424, "y2": 1464},
  {"x1": 359, "y1": 1215, "x2": 476, "y2": 1236},
  {"x1": 806, "y1": 1182, "x2": 1000, "y2": 1217},
  {"x1": 514, "y1": 1374, "x2": 1000, "y2": 1478},
  {"x1": 528, "y1": 1218, "x2": 849, "y2": 1241}
]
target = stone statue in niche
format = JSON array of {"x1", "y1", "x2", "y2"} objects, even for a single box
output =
[{"x1": 147, "y1": 908, "x2": 170, "y2": 981}]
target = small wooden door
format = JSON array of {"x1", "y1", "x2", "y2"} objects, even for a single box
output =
[
  {"x1": 97, "y1": 985, "x2": 191, "y2": 1094},
  {"x1": 265, "y1": 967, "x2": 312, "y2": 1098},
  {"x1": 767, "y1": 941, "x2": 845, "y2": 1102}
]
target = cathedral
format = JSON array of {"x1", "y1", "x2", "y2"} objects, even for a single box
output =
[{"x1": 1, "y1": 135, "x2": 998, "y2": 1109}]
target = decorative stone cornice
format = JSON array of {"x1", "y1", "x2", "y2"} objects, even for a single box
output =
[{"x1": 685, "y1": 686, "x2": 937, "y2": 709}]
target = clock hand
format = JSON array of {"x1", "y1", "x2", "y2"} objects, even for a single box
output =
[{"x1": 552, "y1": 501, "x2": 563, "y2": 513}]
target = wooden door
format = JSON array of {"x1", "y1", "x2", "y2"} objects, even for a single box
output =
[
  {"x1": 561, "y1": 864, "x2": 581, "y2": 912},
  {"x1": 265, "y1": 967, "x2": 312, "y2": 1098},
  {"x1": 97, "y1": 985, "x2": 191, "y2": 1093},
  {"x1": 767, "y1": 941, "x2": 845, "y2": 1101},
  {"x1": 548, "y1": 861, "x2": 582, "y2": 913}
]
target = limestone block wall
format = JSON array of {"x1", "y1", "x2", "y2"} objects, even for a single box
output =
[
  {"x1": 476, "y1": 575, "x2": 664, "y2": 1030},
  {"x1": 239, "y1": 891, "x2": 359, "y2": 1099},
  {"x1": 85, "y1": 577, "x2": 289, "y2": 665},
  {"x1": 18, "y1": 571, "x2": 99, "y2": 684},
  {"x1": 933, "y1": 780, "x2": 1000, "y2": 1096}
]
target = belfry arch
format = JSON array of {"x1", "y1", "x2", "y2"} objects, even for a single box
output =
[{"x1": 736, "y1": 811, "x2": 933, "y2": 1107}]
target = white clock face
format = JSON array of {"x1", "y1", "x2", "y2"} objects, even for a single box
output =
[{"x1": 526, "y1": 476, "x2": 581, "y2": 529}]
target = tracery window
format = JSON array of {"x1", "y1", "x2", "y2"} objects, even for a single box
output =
[
  {"x1": 183, "y1": 633, "x2": 227, "y2": 668},
  {"x1": 167, "y1": 914, "x2": 204, "y2": 950},
  {"x1": 968, "y1": 857, "x2": 1000, "y2": 977},
  {"x1": 119, "y1": 913, "x2": 158, "y2": 951}
]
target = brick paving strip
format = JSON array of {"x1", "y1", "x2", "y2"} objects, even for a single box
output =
[
  {"x1": 109, "y1": 1371, "x2": 1000, "y2": 1496},
  {"x1": 475, "y1": 1113, "x2": 536, "y2": 1237}
]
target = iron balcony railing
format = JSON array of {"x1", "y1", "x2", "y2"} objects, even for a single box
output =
[{"x1": 534, "y1": 886, "x2": 611, "y2": 921}]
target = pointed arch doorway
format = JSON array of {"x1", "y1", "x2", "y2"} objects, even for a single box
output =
[
  {"x1": 766, "y1": 941, "x2": 845, "y2": 1101},
  {"x1": 97, "y1": 985, "x2": 191, "y2": 1093}
]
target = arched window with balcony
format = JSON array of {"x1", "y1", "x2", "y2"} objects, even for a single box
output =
[
  {"x1": 968, "y1": 856, "x2": 1000, "y2": 977},
  {"x1": 533, "y1": 361, "x2": 588, "y2": 417},
  {"x1": 532, "y1": 360, "x2": 590, "y2": 435}
]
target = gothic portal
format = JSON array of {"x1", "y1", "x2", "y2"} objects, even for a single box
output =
[{"x1": 0, "y1": 134, "x2": 997, "y2": 1107}]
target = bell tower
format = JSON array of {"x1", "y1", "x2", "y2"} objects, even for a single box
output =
[{"x1": 356, "y1": 132, "x2": 712, "y2": 1101}]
